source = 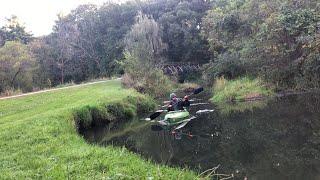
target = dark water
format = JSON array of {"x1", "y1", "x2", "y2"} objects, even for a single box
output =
[{"x1": 81, "y1": 92, "x2": 320, "y2": 180}]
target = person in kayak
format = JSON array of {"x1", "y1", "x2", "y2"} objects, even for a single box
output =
[{"x1": 167, "y1": 93, "x2": 190, "y2": 111}]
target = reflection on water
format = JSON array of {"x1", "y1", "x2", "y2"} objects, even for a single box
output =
[{"x1": 81, "y1": 92, "x2": 320, "y2": 180}]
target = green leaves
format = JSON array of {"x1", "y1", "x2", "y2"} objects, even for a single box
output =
[
  {"x1": 0, "y1": 41, "x2": 36, "y2": 93},
  {"x1": 1, "y1": 15, "x2": 33, "y2": 44},
  {"x1": 202, "y1": 0, "x2": 320, "y2": 89}
]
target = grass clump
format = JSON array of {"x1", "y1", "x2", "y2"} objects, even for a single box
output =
[
  {"x1": 73, "y1": 106, "x2": 93, "y2": 129},
  {"x1": 73, "y1": 95, "x2": 156, "y2": 130},
  {"x1": 90, "y1": 105, "x2": 113, "y2": 125},
  {"x1": 211, "y1": 76, "x2": 274, "y2": 103},
  {"x1": 126, "y1": 95, "x2": 156, "y2": 114},
  {"x1": 106, "y1": 101, "x2": 137, "y2": 120},
  {"x1": 0, "y1": 80, "x2": 199, "y2": 179}
]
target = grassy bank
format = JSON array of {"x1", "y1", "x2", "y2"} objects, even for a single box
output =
[
  {"x1": 0, "y1": 80, "x2": 198, "y2": 179},
  {"x1": 211, "y1": 77, "x2": 274, "y2": 103}
]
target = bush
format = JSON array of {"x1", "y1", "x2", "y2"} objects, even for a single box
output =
[
  {"x1": 202, "y1": 52, "x2": 246, "y2": 85},
  {"x1": 122, "y1": 70, "x2": 173, "y2": 98},
  {"x1": 297, "y1": 54, "x2": 320, "y2": 89},
  {"x1": 0, "y1": 41, "x2": 36, "y2": 94},
  {"x1": 260, "y1": 65, "x2": 298, "y2": 90},
  {"x1": 260, "y1": 53, "x2": 320, "y2": 90},
  {"x1": 0, "y1": 88, "x2": 22, "y2": 97}
]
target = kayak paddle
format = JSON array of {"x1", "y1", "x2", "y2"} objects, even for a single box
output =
[
  {"x1": 149, "y1": 110, "x2": 166, "y2": 120},
  {"x1": 189, "y1": 87, "x2": 204, "y2": 96}
]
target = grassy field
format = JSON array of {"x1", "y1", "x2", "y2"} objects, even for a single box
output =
[
  {"x1": 211, "y1": 77, "x2": 274, "y2": 103},
  {"x1": 0, "y1": 80, "x2": 198, "y2": 179}
]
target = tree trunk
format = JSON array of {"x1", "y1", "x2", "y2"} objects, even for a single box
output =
[
  {"x1": 11, "y1": 68, "x2": 21, "y2": 87},
  {"x1": 61, "y1": 67, "x2": 64, "y2": 84}
]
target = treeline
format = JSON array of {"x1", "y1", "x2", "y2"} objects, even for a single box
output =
[
  {"x1": 0, "y1": 0, "x2": 319, "y2": 94},
  {"x1": 202, "y1": 0, "x2": 319, "y2": 89},
  {"x1": 0, "y1": 0, "x2": 211, "y2": 94}
]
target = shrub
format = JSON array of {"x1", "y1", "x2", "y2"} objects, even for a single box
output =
[
  {"x1": 260, "y1": 53, "x2": 320, "y2": 90},
  {"x1": 122, "y1": 70, "x2": 173, "y2": 98},
  {"x1": 0, "y1": 88, "x2": 22, "y2": 97},
  {"x1": 0, "y1": 41, "x2": 36, "y2": 94},
  {"x1": 202, "y1": 52, "x2": 246, "y2": 86}
]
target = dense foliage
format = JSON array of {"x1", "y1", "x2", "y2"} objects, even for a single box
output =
[
  {"x1": 202, "y1": 0, "x2": 320, "y2": 90},
  {"x1": 0, "y1": 41, "x2": 36, "y2": 93},
  {"x1": 0, "y1": 0, "x2": 319, "y2": 94},
  {"x1": 142, "y1": 0, "x2": 212, "y2": 63},
  {"x1": 122, "y1": 13, "x2": 173, "y2": 97},
  {"x1": 0, "y1": 15, "x2": 33, "y2": 45},
  {"x1": 0, "y1": 0, "x2": 212, "y2": 94}
]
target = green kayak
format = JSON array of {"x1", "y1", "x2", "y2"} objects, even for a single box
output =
[{"x1": 163, "y1": 109, "x2": 190, "y2": 125}]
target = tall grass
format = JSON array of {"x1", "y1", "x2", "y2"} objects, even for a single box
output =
[
  {"x1": 73, "y1": 95, "x2": 156, "y2": 130},
  {"x1": 211, "y1": 77, "x2": 274, "y2": 103}
]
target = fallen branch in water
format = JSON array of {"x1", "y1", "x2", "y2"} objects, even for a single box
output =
[
  {"x1": 198, "y1": 164, "x2": 234, "y2": 179},
  {"x1": 198, "y1": 165, "x2": 219, "y2": 177}
]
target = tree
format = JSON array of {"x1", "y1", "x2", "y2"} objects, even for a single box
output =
[
  {"x1": 201, "y1": 0, "x2": 320, "y2": 88},
  {"x1": 0, "y1": 41, "x2": 36, "y2": 92},
  {"x1": 1, "y1": 15, "x2": 33, "y2": 44},
  {"x1": 28, "y1": 38, "x2": 57, "y2": 88},
  {"x1": 124, "y1": 12, "x2": 167, "y2": 69},
  {"x1": 142, "y1": 0, "x2": 212, "y2": 63},
  {"x1": 45, "y1": 2, "x2": 139, "y2": 81},
  {"x1": 50, "y1": 14, "x2": 79, "y2": 84},
  {"x1": 0, "y1": 29, "x2": 6, "y2": 46},
  {"x1": 123, "y1": 12, "x2": 171, "y2": 97}
]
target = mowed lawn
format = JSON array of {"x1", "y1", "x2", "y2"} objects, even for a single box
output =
[{"x1": 0, "y1": 80, "x2": 197, "y2": 179}]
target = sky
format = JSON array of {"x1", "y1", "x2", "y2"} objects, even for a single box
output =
[{"x1": 0, "y1": 0, "x2": 128, "y2": 37}]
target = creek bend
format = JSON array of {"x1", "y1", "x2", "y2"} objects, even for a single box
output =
[{"x1": 80, "y1": 92, "x2": 320, "y2": 180}]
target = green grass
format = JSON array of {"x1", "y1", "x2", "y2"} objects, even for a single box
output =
[
  {"x1": 0, "y1": 80, "x2": 198, "y2": 179},
  {"x1": 211, "y1": 77, "x2": 274, "y2": 103}
]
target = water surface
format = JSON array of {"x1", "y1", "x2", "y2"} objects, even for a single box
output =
[{"x1": 81, "y1": 92, "x2": 320, "y2": 180}]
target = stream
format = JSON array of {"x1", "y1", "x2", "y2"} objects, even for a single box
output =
[{"x1": 80, "y1": 91, "x2": 320, "y2": 180}]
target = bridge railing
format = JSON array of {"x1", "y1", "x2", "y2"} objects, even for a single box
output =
[{"x1": 156, "y1": 63, "x2": 202, "y2": 75}]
